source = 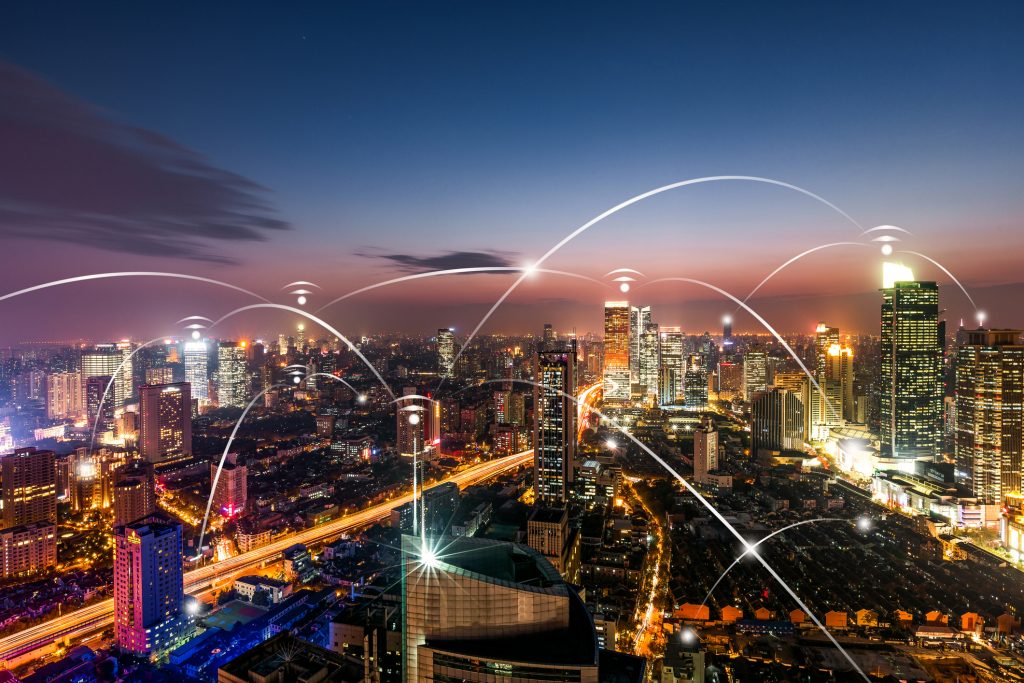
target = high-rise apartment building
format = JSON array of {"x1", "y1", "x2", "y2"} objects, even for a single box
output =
[
  {"x1": 436, "y1": 328, "x2": 455, "y2": 378},
  {"x1": 603, "y1": 302, "x2": 631, "y2": 403},
  {"x1": 751, "y1": 388, "x2": 806, "y2": 454},
  {"x1": 630, "y1": 305, "x2": 651, "y2": 391},
  {"x1": 184, "y1": 340, "x2": 209, "y2": 404},
  {"x1": 693, "y1": 420, "x2": 718, "y2": 484},
  {"x1": 114, "y1": 517, "x2": 191, "y2": 656},
  {"x1": 397, "y1": 389, "x2": 441, "y2": 459},
  {"x1": 82, "y1": 345, "x2": 126, "y2": 407},
  {"x1": 659, "y1": 327, "x2": 684, "y2": 405},
  {"x1": 113, "y1": 460, "x2": 157, "y2": 526},
  {"x1": 742, "y1": 350, "x2": 768, "y2": 401},
  {"x1": 216, "y1": 341, "x2": 249, "y2": 408},
  {"x1": 879, "y1": 264, "x2": 942, "y2": 460},
  {"x1": 46, "y1": 371, "x2": 83, "y2": 420},
  {"x1": 1, "y1": 447, "x2": 56, "y2": 527},
  {"x1": 138, "y1": 383, "x2": 192, "y2": 463},
  {"x1": 211, "y1": 453, "x2": 247, "y2": 518},
  {"x1": 534, "y1": 340, "x2": 578, "y2": 505},
  {"x1": 955, "y1": 328, "x2": 1024, "y2": 502},
  {"x1": 0, "y1": 521, "x2": 56, "y2": 579},
  {"x1": 638, "y1": 323, "x2": 660, "y2": 398},
  {"x1": 683, "y1": 354, "x2": 708, "y2": 410}
]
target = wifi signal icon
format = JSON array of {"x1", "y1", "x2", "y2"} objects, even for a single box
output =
[
  {"x1": 604, "y1": 268, "x2": 644, "y2": 294},
  {"x1": 282, "y1": 281, "x2": 322, "y2": 306},
  {"x1": 178, "y1": 315, "x2": 214, "y2": 340},
  {"x1": 861, "y1": 225, "x2": 913, "y2": 256}
]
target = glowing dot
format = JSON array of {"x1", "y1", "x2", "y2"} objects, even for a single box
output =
[
  {"x1": 297, "y1": 323, "x2": 304, "y2": 331},
  {"x1": 186, "y1": 601, "x2": 200, "y2": 615},
  {"x1": 358, "y1": 394, "x2": 367, "y2": 403},
  {"x1": 857, "y1": 517, "x2": 871, "y2": 532},
  {"x1": 977, "y1": 311, "x2": 987, "y2": 327},
  {"x1": 722, "y1": 314, "x2": 732, "y2": 325},
  {"x1": 297, "y1": 295, "x2": 307, "y2": 305},
  {"x1": 681, "y1": 629, "x2": 695, "y2": 644},
  {"x1": 619, "y1": 282, "x2": 630, "y2": 293},
  {"x1": 191, "y1": 330, "x2": 201, "y2": 340},
  {"x1": 880, "y1": 243, "x2": 893, "y2": 256},
  {"x1": 420, "y1": 546, "x2": 439, "y2": 568},
  {"x1": 605, "y1": 439, "x2": 617, "y2": 449},
  {"x1": 523, "y1": 263, "x2": 537, "y2": 276},
  {"x1": 293, "y1": 376, "x2": 301, "y2": 384},
  {"x1": 408, "y1": 413, "x2": 420, "y2": 425}
]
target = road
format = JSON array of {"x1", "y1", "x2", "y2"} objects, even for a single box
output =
[
  {"x1": 0, "y1": 449, "x2": 534, "y2": 666},
  {"x1": 577, "y1": 382, "x2": 602, "y2": 439}
]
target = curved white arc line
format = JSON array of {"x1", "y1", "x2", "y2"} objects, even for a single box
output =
[
  {"x1": 897, "y1": 250, "x2": 978, "y2": 310},
  {"x1": 87, "y1": 336, "x2": 169, "y2": 455},
  {"x1": 0, "y1": 272, "x2": 269, "y2": 304},
  {"x1": 196, "y1": 384, "x2": 288, "y2": 557},
  {"x1": 699, "y1": 518, "x2": 849, "y2": 611},
  {"x1": 390, "y1": 393, "x2": 438, "y2": 405},
  {"x1": 315, "y1": 267, "x2": 606, "y2": 313},
  {"x1": 860, "y1": 225, "x2": 914, "y2": 235},
  {"x1": 643, "y1": 277, "x2": 841, "y2": 423},
  {"x1": 206, "y1": 303, "x2": 395, "y2": 399},
  {"x1": 477, "y1": 378, "x2": 867, "y2": 680},
  {"x1": 282, "y1": 281, "x2": 322, "y2": 290},
  {"x1": 741, "y1": 242, "x2": 867, "y2": 305},
  {"x1": 444, "y1": 176, "x2": 862, "y2": 394}
]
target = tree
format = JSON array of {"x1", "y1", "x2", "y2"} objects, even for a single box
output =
[{"x1": 252, "y1": 588, "x2": 272, "y2": 607}]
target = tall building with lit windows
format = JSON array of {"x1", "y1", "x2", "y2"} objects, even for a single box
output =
[
  {"x1": 398, "y1": 389, "x2": 441, "y2": 459},
  {"x1": 114, "y1": 516, "x2": 192, "y2": 656},
  {"x1": 216, "y1": 341, "x2": 249, "y2": 408},
  {"x1": 211, "y1": 453, "x2": 247, "y2": 517},
  {"x1": 810, "y1": 323, "x2": 854, "y2": 438},
  {"x1": 659, "y1": 327, "x2": 684, "y2": 405},
  {"x1": 637, "y1": 323, "x2": 660, "y2": 398},
  {"x1": 82, "y1": 344, "x2": 128, "y2": 407},
  {"x1": 879, "y1": 263, "x2": 942, "y2": 460},
  {"x1": 683, "y1": 354, "x2": 708, "y2": 410},
  {"x1": 602, "y1": 302, "x2": 630, "y2": 403},
  {"x1": 629, "y1": 305, "x2": 651, "y2": 391},
  {"x1": 437, "y1": 328, "x2": 455, "y2": 378},
  {"x1": 183, "y1": 340, "x2": 209, "y2": 404},
  {"x1": 138, "y1": 383, "x2": 192, "y2": 463},
  {"x1": 955, "y1": 328, "x2": 1024, "y2": 501},
  {"x1": 742, "y1": 350, "x2": 768, "y2": 401},
  {"x1": 1, "y1": 447, "x2": 56, "y2": 527},
  {"x1": 46, "y1": 371, "x2": 83, "y2": 420},
  {"x1": 534, "y1": 340, "x2": 577, "y2": 505}
]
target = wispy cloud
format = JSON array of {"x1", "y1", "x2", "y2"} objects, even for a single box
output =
[
  {"x1": 0, "y1": 62, "x2": 289, "y2": 263},
  {"x1": 360, "y1": 249, "x2": 518, "y2": 273}
]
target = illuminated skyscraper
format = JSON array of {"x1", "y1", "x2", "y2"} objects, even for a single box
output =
[
  {"x1": 216, "y1": 341, "x2": 249, "y2": 408},
  {"x1": 436, "y1": 328, "x2": 455, "y2": 377},
  {"x1": 543, "y1": 323, "x2": 556, "y2": 343},
  {"x1": 629, "y1": 305, "x2": 651, "y2": 390},
  {"x1": 810, "y1": 323, "x2": 854, "y2": 438},
  {"x1": 113, "y1": 461, "x2": 156, "y2": 526},
  {"x1": 683, "y1": 354, "x2": 708, "y2": 410},
  {"x1": 752, "y1": 388, "x2": 805, "y2": 454},
  {"x1": 183, "y1": 340, "x2": 209, "y2": 404},
  {"x1": 534, "y1": 340, "x2": 577, "y2": 505},
  {"x1": 82, "y1": 345, "x2": 125, "y2": 407},
  {"x1": 211, "y1": 453, "x2": 247, "y2": 518},
  {"x1": 659, "y1": 327, "x2": 684, "y2": 405},
  {"x1": 638, "y1": 323, "x2": 660, "y2": 398},
  {"x1": 397, "y1": 389, "x2": 440, "y2": 459},
  {"x1": 722, "y1": 315, "x2": 735, "y2": 357},
  {"x1": 693, "y1": 419, "x2": 718, "y2": 484},
  {"x1": 955, "y1": 328, "x2": 1024, "y2": 501},
  {"x1": 138, "y1": 383, "x2": 192, "y2": 463},
  {"x1": 879, "y1": 263, "x2": 942, "y2": 460},
  {"x1": 114, "y1": 516, "x2": 191, "y2": 656},
  {"x1": 742, "y1": 350, "x2": 768, "y2": 401},
  {"x1": 85, "y1": 375, "x2": 115, "y2": 433},
  {"x1": 46, "y1": 371, "x2": 83, "y2": 420},
  {"x1": 603, "y1": 302, "x2": 630, "y2": 403},
  {"x1": 2, "y1": 447, "x2": 56, "y2": 527}
]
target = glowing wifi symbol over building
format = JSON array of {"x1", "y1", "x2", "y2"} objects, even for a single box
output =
[
  {"x1": 283, "y1": 363, "x2": 307, "y2": 385},
  {"x1": 861, "y1": 225, "x2": 913, "y2": 256},
  {"x1": 178, "y1": 315, "x2": 214, "y2": 340},
  {"x1": 282, "y1": 281, "x2": 322, "y2": 306},
  {"x1": 604, "y1": 268, "x2": 645, "y2": 294}
]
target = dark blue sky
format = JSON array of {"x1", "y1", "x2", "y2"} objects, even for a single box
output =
[{"x1": 1, "y1": 1, "x2": 1022, "y2": 341}]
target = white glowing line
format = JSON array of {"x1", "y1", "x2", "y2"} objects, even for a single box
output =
[
  {"x1": 87, "y1": 336, "x2": 169, "y2": 455},
  {"x1": 480, "y1": 379, "x2": 867, "y2": 680},
  {"x1": 741, "y1": 242, "x2": 867, "y2": 304},
  {"x1": 0, "y1": 272, "x2": 269, "y2": 304},
  {"x1": 444, "y1": 176, "x2": 862, "y2": 393},
  {"x1": 860, "y1": 224, "x2": 914, "y2": 236},
  {"x1": 281, "y1": 281, "x2": 322, "y2": 290},
  {"x1": 699, "y1": 518, "x2": 848, "y2": 610},
  {"x1": 644, "y1": 277, "x2": 841, "y2": 422},
  {"x1": 897, "y1": 250, "x2": 978, "y2": 310},
  {"x1": 196, "y1": 384, "x2": 287, "y2": 556},
  {"x1": 315, "y1": 267, "x2": 606, "y2": 313},
  {"x1": 207, "y1": 303, "x2": 395, "y2": 399}
]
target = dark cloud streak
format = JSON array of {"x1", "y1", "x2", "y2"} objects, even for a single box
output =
[
  {"x1": 0, "y1": 62, "x2": 289, "y2": 263},
  {"x1": 360, "y1": 249, "x2": 518, "y2": 273}
]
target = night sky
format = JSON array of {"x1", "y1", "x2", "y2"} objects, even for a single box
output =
[{"x1": 1, "y1": 2, "x2": 1023, "y2": 344}]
